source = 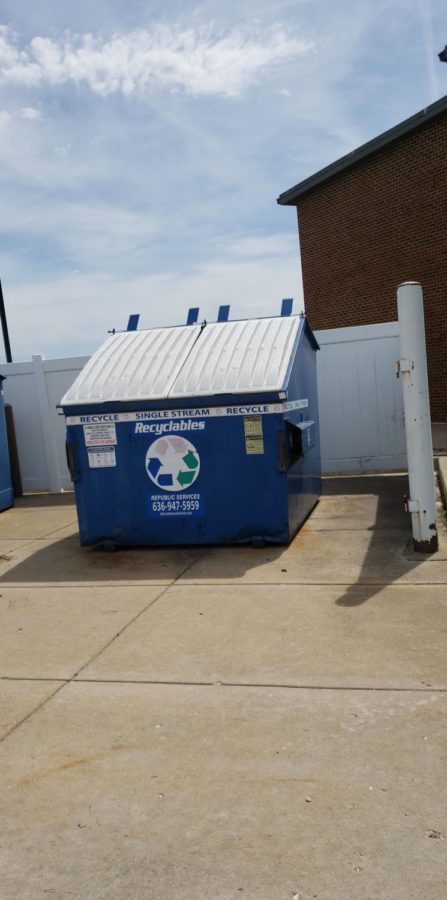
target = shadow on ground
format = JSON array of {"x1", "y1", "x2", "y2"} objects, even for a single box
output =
[
  {"x1": 14, "y1": 493, "x2": 75, "y2": 509},
  {"x1": 0, "y1": 475, "x2": 432, "y2": 591},
  {"x1": 0, "y1": 533, "x2": 204, "y2": 583},
  {"x1": 331, "y1": 474, "x2": 424, "y2": 607}
]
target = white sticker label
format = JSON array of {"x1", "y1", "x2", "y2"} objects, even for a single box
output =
[
  {"x1": 87, "y1": 446, "x2": 116, "y2": 468},
  {"x1": 283, "y1": 399, "x2": 309, "y2": 411},
  {"x1": 84, "y1": 423, "x2": 117, "y2": 446}
]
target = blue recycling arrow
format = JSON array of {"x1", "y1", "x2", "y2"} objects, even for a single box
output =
[
  {"x1": 158, "y1": 473, "x2": 174, "y2": 487},
  {"x1": 147, "y1": 458, "x2": 162, "y2": 478}
]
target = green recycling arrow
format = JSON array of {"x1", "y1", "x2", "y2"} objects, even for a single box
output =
[
  {"x1": 177, "y1": 469, "x2": 195, "y2": 487},
  {"x1": 182, "y1": 450, "x2": 199, "y2": 470}
]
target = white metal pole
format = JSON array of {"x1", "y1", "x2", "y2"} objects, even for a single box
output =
[{"x1": 397, "y1": 281, "x2": 438, "y2": 552}]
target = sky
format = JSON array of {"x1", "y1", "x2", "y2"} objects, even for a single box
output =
[{"x1": 0, "y1": 0, "x2": 445, "y2": 361}]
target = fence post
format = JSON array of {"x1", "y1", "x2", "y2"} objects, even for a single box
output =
[
  {"x1": 32, "y1": 355, "x2": 62, "y2": 493},
  {"x1": 396, "y1": 282, "x2": 438, "y2": 552}
]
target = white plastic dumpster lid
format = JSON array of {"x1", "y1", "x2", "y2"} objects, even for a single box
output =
[
  {"x1": 170, "y1": 315, "x2": 300, "y2": 397},
  {"x1": 60, "y1": 324, "x2": 202, "y2": 405}
]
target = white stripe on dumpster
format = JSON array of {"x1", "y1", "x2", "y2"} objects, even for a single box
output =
[{"x1": 65, "y1": 400, "x2": 309, "y2": 426}]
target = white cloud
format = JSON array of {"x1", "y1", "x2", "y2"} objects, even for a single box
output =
[
  {"x1": 0, "y1": 195, "x2": 158, "y2": 272},
  {"x1": 0, "y1": 24, "x2": 312, "y2": 98},
  {"x1": 53, "y1": 142, "x2": 71, "y2": 156},
  {"x1": 0, "y1": 109, "x2": 11, "y2": 127},
  {"x1": 0, "y1": 25, "x2": 19, "y2": 66},
  {"x1": 20, "y1": 106, "x2": 41, "y2": 119}
]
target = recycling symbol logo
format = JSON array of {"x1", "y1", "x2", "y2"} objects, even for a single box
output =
[{"x1": 145, "y1": 435, "x2": 200, "y2": 491}]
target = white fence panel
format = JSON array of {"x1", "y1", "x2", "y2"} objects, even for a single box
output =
[
  {"x1": 0, "y1": 360, "x2": 48, "y2": 493},
  {"x1": 315, "y1": 322, "x2": 407, "y2": 473},
  {"x1": 1, "y1": 355, "x2": 87, "y2": 492},
  {"x1": 0, "y1": 322, "x2": 406, "y2": 491}
]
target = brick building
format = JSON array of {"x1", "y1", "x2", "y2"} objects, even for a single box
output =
[{"x1": 277, "y1": 95, "x2": 447, "y2": 422}]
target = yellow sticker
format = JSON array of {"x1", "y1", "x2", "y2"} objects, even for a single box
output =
[{"x1": 244, "y1": 416, "x2": 264, "y2": 454}]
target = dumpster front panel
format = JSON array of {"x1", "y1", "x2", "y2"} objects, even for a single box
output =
[{"x1": 66, "y1": 406, "x2": 289, "y2": 546}]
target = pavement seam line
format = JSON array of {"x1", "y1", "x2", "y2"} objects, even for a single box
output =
[
  {"x1": 0, "y1": 680, "x2": 69, "y2": 743},
  {"x1": 69, "y1": 550, "x2": 210, "y2": 681},
  {"x1": 69, "y1": 678, "x2": 447, "y2": 693},
  {"x1": 0, "y1": 552, "x2": 209, "y2": 743},
  {"x1": 0, "y1": 527, "x2": 77, "y2": 567},
  {"x1": 23, "y1": 520, "x2": 78, "y2": 540},
  {"x1": 167, "y1": 579, "x2": 447, "y2": 588},
  {"x1": 0, "y1": 581, "x2": 173, "y2": 588},
  {"x1": 1, "y1": 676, "x2": 68, "y2": 682},
  {"x1": 0, "y1": 539, "x2": 37, "y2": 555},
  {"x1": 3, "y1": 677, "x2": 445, "y2": 695},
  {"x1": 1, "y1": 580, "x2": 447, "y2": 589},
  {"x1": 0, "y1": 518, "x2": 77, "y2": 550},
  {"x1": 161, "y1": 581, "x2": 447, "y2": 590}
]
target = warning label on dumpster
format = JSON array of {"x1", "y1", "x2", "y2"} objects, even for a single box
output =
[
  {"x1": 244, "y1": 415, "x2": 264, "y2": 455},
  {"x1": 84, "y1": 423, "x2": 117, "y2": 446},
  {"x1": 87, "y1": 446, "x2": 116, "y2": 468},
  {"x1": 148, "y1": 492, "x2": 204, "y2": 517}
]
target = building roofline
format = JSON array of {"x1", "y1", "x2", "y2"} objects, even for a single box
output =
[{"x1": 277, "y1": 94, "x2": 447, "y2": 206}]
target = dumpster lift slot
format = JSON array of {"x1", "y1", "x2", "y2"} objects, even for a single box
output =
[{"x1": 66, "y1": 437, "x2": 81, "y2": 482}]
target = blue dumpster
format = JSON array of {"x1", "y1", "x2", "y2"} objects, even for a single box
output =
[
  {"x1": 60, "y1": 314, "x2": 321, "y2": 546},
  {"x1": 0, "y1": 376, "x2": 13, "y2": 512}
]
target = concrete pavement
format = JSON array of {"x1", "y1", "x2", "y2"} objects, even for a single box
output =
[{"x1": 1, "y1": 477, "x2": 447, "y2": 899}]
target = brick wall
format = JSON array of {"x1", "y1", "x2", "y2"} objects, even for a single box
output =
[{"x1": 296, "y1": 115, "x2": 447, "y2": 421}]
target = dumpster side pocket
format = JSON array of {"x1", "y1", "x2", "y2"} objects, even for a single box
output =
[{"x1": 281, "y1": 420, "x2": 316, "y2": 470}]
